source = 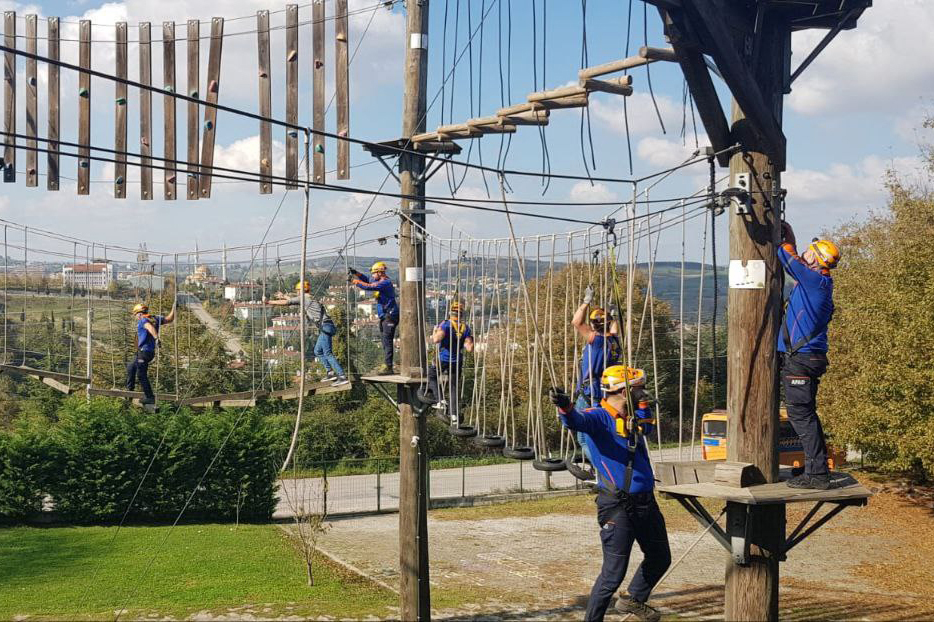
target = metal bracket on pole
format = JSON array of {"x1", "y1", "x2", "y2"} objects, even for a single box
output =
[
  {"x1": 373, "y1": 153, "x2": 400, "y2": 184},
  {"x1": 420, "y1": 153, "x2": 453, "y2": 183},
  {"x1": 671, "y1": 495, "x2": 731, "y2": 553},
  {"x1": 728, "y1": 504, "x2": 751, "y2": 566}
]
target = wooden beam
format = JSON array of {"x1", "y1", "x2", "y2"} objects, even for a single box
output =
[
  {"x1": 285, "y1": 4, "x2": 298, "y2": 188},
  {"x1": 77, "y1": 20, "x2": 91, "y2": 195},
  {"x1": 335, "y1": 0, "x2": 350, "y2": 179},
  {"x1": 180, "y1": 390, "x2": 266, "y2": 406},
  {"x1": 139, "y1": 22, "x2": 153, "y2": 200},
  {"x1": 46, "y1": 17, "x2": 59, "y2": 190},
  {"x1": 469, "y1": 122, "x2": 516, "y2": 135},
  {"x1": 0, "y1": 364, "x2": 88, "y2": 384},
  {"x1": 312, "y1": 0, "x2": 326, "y2": 183},
  {"x1": 257, "y1": 9, "x2": 272, "y2": 194},
  {"x1": 114, "y1": 22, "x2": 128, "y2": 198},
  {"x1": 527, "y1": 84, "x2": 587, "y2": 103},
  {"x1": 639, "y1": 45, "x2": 678, "y2": 62},
  {"x1": 684, "y1": 0, "x2": 786, "y2": 169},
  {"x1": 3, "y1": 11, "x2": 15, "y2": 184},
  {"x1": 186, "y1": 19, "x2": 199, "y2": 200},
  {"x1": 578, "y1": 55, "x2": 653, "y2": 81},
  {"x1": 581, "y1": 77, "x2": 634, "y2": 97},
  {"x1": 41, "y1": 376, "x2": 71, "y2": 394},
  {"x1": 24, "y1": 15, "x2": 37, "y2": 187},
  {"x1": 536, "y1": 93, "x2": 589, "y2": 110},
  {"x1": 498, "y1": 108, "x2": 549, "y2": 126},
  {"x1": 163, "y1": 21, "x2": 177, "y2": 200},
  {"x1": 199, "y1": 17, "x2": 224, "y2": 198}
]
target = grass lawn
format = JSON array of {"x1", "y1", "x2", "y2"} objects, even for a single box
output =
[{"x1": 0, "y1": 523, "x2": 395, "y2": 620}]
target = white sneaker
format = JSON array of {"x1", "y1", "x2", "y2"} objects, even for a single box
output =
[
  {"x1": 332, "y1": 376, "x2": 350, "y2": 386},
  {"x1": 321, "y1": 373, "x2": 338, "y2": 383},
  {"x1": 433, "y1": 400, "x2": 447, "y2": 411}
]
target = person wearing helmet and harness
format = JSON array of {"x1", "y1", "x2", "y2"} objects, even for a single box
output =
[
  {"x1": 349, "y1": 261, "x2": 399, "y2": 374},
  {"x1": 126, "y1": 302, "x2": 175, "y2": 405},
  {"x1": 571, "y1": 285, "x2": 622, "y2": 460},
  {"x1": 779, "y1": 221, "x2": 840, "y2": 490},
  {"x1": 420, "y1": 301, "x2": 475, "y2": 424},
  {"x1": 549, "y1": 366, "x2": 670, "y2": 622},
  {"x1": 264, "y1": 281, "x2": 349, "y2": 386}
]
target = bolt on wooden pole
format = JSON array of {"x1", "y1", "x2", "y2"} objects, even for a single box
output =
[{"x1": 398, "y1": 0, "x2": 430, "y2": 619}]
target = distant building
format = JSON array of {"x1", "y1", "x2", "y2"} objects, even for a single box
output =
[
  {"x1": 233, "y1": 301, "x2": 269, "y2": 321},
  {"x1": 62, "y1": 262, "x2": 117, "y2": 290},
  {"x1": 123, "y1": 273, "x2": 167, "y2": 292},
  {"x1": 186, "y1": 264, "x2": 223, "y2": 287},
  {"x1": 356, "y1": 299, "x2": 377, "y2": 318},
  {"x1": 265, "y1": 313, "x2": 301, "y2": 339},
  {"x1": 224, "y1": 282, "x2": 258, "y2": 301}
]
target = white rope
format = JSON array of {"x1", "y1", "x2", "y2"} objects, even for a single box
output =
[{"x1": 689, "y1": 210, "x2": 709, "y2": 461}]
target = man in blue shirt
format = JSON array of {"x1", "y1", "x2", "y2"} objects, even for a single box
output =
[
  {"x1": 421, "y1": 301, "x2": 474, "y2": 425},
  {"x1": 350, "y1": 261, "x2": 399, "y2": 374},
  {"x1": 779, "y1": 221, "x2": 840, "y2": 490},
  {"x1": 126, "y1": 302, "x2": 175, "y2": 405},
  {"x1": 550, "y1": 365, "x2": 670, "y2": 622},
  {"x1": 571, "y1": 285, "x2": 622, "y2": 461}
]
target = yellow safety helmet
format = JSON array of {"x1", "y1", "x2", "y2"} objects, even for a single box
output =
[
  {"x1": 449, "y1": 301, "x2": 463, "y2": 315},
  {"x1": 589, "y1": 308, "x2": 607, "y2": 324},
  {"x1": 808, "y1": 238, "x2": 841, "y2": 269},
  {"x1": 132, "y1": 303, "x2": 149, "y2": 315},
  {"x1": 295, "y1": 280, "x2": 311, "y2": 293},
  {"x1": 601, "y1": 365, "x2": 646, "y2": 394},
  {"x1": 370, "y1": 261, "x2": 387, "y2": 274}
]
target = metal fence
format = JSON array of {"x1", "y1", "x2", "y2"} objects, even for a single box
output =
[{"x1": 275, "y1": 456, "x2": 583, "y2": 518}]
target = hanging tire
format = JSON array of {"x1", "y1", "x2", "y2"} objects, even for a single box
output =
[
  {"x1": 503, "y1": 445, "x2": 535, "y2": 461},
  {"x1": 473, "y1": 434, "x2": 505, "y2": 448},
  {"x1": 533, "y1": 457, "x2": 568, "y2": 472},
  {"x1": 449, "y1": 424, "x2": 478, "y2": 438},
  {"x1": 565, "y1": 458, "x2": 596, "y2": 481}
]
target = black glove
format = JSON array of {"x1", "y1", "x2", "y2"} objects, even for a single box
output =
[{"x1": 549, "y1": 387, "x2": 572, "y2": 413}]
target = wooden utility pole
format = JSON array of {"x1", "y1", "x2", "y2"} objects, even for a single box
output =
[
  {"x1": 398, "y1": 0, "x2": 430, "y2": 619},
  {"x1": 724, "y1": 15, "x2": 790, "y2": 622}
]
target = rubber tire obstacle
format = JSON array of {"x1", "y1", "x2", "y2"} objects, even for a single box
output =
[
  {"x1": 449, "y1": 424, "x2": 478, "y2": 438},
  {"x1": 532, "y1": 457, "x2": 568, "y2": 472},
  {"x1": 565, "y1": 458, "x2": 596, "y2": 481},
  {"x1": 473, "y1": 434, "x2": 506, "y2": 448},
  {"x1": 502, "y1": 445, "x2": 535, "y2": 460}
]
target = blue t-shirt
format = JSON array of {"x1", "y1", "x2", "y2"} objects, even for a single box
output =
[
  {"x1": 778, "y1": 245, "x2": 834, "y2": 353},
  {"x1": 137, "y1": 316, "x2": 164, "y2": 351},
  {"x1": 559, "y1": 400, "x2": 656, "y2": 494},
  {"x1": 577, "y1": 333, "x2": 622, "y2": 398},
  {"x1": 354, "y1": 274, "x2": 398, "y2": 319},
  {"x1": 438, "y1": 319, "x2": 472, "y2": 363}
]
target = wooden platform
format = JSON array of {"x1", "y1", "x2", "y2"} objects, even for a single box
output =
[
  {"x1": 657, "y1": 471, "x2": 871, "y2": 506},
  {"x1": 0, "y1": 363, "x2": 89, "y2": 385},
  {"x1": 362, "y1": 138, "x2": 462, "y2": 159},
  {"x1": 359, "y1": 374, "x2": 425, "y2": 385},
  {"x1": 268, "y1": 380, "x2": 351, "y2": 400}
]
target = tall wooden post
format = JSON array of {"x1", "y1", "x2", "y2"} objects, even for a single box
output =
[
  {"x1": 398, "y1": 0, "x2": 430, "y2": 619},
  {"x1": 724, "y1": 16, "x2": 791, "y2": 622}
]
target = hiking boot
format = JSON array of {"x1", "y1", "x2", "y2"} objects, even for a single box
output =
[
  {"x1": 787, "y1": 473, "x2": 831, "y2": 490},
  {"x1": 332, "y1": 376, "x2": 350, "y2": 386},
  {"x1": 321, "y1": 372, "x2": 338, "y2": 383},
  {"x1": 616, "y1": 596, "x2": 661, "y2": 622},
  {"x1": 140, "y1": 397, "x2": 156, "y2": 406}
]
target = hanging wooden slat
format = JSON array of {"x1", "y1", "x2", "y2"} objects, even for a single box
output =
[
  {"x1": 335, "y1": 0, "x2": 350, "y2": 179},
  {"x1": 256, "y1": 10, "x2": 272, "y2": 194},
  {"x1": 527, "y1": 85, "x2": 587, "y2": 103},
  {"x1": 163, "y1": 21, "x2": 177, "y2": 200},
  {"x1": 285, "y1": 4, "x2": 298, "y2": 187},
  {"x1": 580, "y1": 76, "x2": 634, "y2": 97},
  {"x1": 498, "y1": 108, "x2": 549, "y2": 126},
  {"x1": 114, "y1": 22, "x2": 128, "y2": 199},
  {"x1": 24, "y1": 15, "x2": 37, "y2": 187},
  {"x1": 186, "y1": 19, "x2": 199, "y2": 200},
  {"x1": 139, "y1": 22, "x2": 153, "y2": 200},
  {"x1": 77, "y1": 20, "x2": 91, "y2": 195},
  {"x1": 46, "y1": 17, "x2": 59, "y2": 191},
  {"x1": 312, "y1": 0, "x2": 325, "y2": 183},
  {"x1": 199, "y1": 17, "x2": 224, "y2": 199},
  {"x1": 3, "y1": 11, "x2": 16, "y2": 184}
]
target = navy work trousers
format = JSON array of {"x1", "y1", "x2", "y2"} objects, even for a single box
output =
[
  {"x1": 379, "y1": 314, "x2": 398, "y2": 368},
  {"x1": 427, "y1": 359, "x2": 462, "y2": 425},
  {"x1": 585, "y1": 491, "x2": 671, "y2": 621},
  {"x1": 781, "y1": 351, "x2": 830, "y2": 476},
  {"x1": 126, "y1": 349, "x2": 156, "y2": 400}
]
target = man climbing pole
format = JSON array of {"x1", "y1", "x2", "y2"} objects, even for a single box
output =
[
  {"x1": 779, "y1": 221, "x2": 840, "y2": 490},
  {"x1": 127, "y1": 302, "x2": 175, "y2": 405},
  {"x1": 265, "y1": 281, "x2": 349, "y2": 386},
  {"x1": 349, "y1": 261, "x2": 399, "y2": 374},
  {"x1": 571, "y1": 285, "x2": 622, "y2": 460},
  {"x1": 550, "y1": 366, "x2": 670, "y2": 622},
  {"x1": 419, "y1": 301, "x2": 474, "y2": 424}
]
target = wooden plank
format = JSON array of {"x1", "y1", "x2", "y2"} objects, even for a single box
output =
[
  {"x1": 496, "y1": 101, "x2": 543, "y2": 117},
  {"x1": 498, "y1": 108, "x2": 549, "y2": 126},
  {"x1": 536, "y1": 93, "x2": 589, "y2": 110},
  {"x1": 312, "y1": 0, "x2": 325, "y2": 183},
  {"x1": 257, "y1": 10, "x2": 272, "y2": 194},
  {"x1": 46, "y1": 17, "x2": 60, "y2": 190},
  {"x1": 198, "y1": 17, "x2": 224, "y2": 199},
  {"x1": 639, "y1": 45, "x2": 677, "y2": 62},
  {"x1": 335, "y1": 0, "x2": 350, "y2": 179},
  {"x1": 284, "y1": 4, "x2": 298, "y2": 187},
  {"x1": 359, "y1": 374, "x2": 422, "y2": 385},
  {"x1": 0, "y1": 363, "x2": 89, "y2": 384},
  {"x1": 114, "y1": 22, "x2": 128, "y2": 198},
  {"x1": 163, "y1": 21, "x2": 177, "y2": 200},
  {"x1": 139, "y1": 22, "x2": 153, "y2": 200},
  {"x1": 180, "y1": 389, "x2": 263, "y2": 406},
  {"x1": 578, "y1": 54, "x2": 653, "y2": 80},
  {"x1": 41, "y1": 376, "x2": 71, "y2": 394},
  {"x1": 186, "y1": 19, "x2": 199, "y2": 200},
  {"x1": 3, "y1": 11, "x2": 16, "y2": 184},
  {"x1": 658, "y1": 477, "x2": 872, "y2": 506},
  {"x1": 77, "y1": 20, "x2": 91, "y2": 195},
  {"x1": 269, "y1": 380, "x2": 351, "y2": 400},
  {"x1": 24, "y1": 15, "x2": 37, "y2": 187},
  {"x1": 581, "y1": 77, "x2": 634, "y2": 97},
  {"x1": 714, "y1": 462, "x2": 760, "y2": 488},
  {"x1": 87, "y1": 387, "x2": 175, "y2": 401},
  {"x1": 527, "y1": 85, "x2": 587, "y2": 103}
]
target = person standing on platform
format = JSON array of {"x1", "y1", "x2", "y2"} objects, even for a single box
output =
[
  {"x1": 350, "y1": 261, "x2": 399, "y2": 374},
  {"x1": 550, "y1": 366, "x2": 670, "y2": 622},
  {"x1": 126, "y1": 302, "x2": 175, "y2": 405},
  {"x1": 779, "y1": 221, "x2": 840, "y2": 490}
]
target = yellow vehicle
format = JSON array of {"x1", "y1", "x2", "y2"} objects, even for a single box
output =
[{"x1": 701, "y1": 409, "x2": 844, "y2": 469}]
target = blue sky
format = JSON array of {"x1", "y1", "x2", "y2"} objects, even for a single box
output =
[{"x1": 0, "y1": 0, "x2": 931, "y2": 268}]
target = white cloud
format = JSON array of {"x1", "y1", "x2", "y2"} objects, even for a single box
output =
[
  {"x1": 589, "y1": 92, "x2": 686, "y2": 138},
  {"x1": 636, "y1": 134, "x2": 708, "y2": 169},
  {"x1": 569, "y1": 180, "x2": 617, "y2": 204},
  {"x1": 789, "y1": 1, "x2": 934, "y2": 116}
]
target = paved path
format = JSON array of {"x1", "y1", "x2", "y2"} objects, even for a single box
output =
[
  {"x1": 183, "y1": 294, "x2": 245, "y2": 357},
  {"x1": 274, "y1": 445, "x2": 698, "y2": 519}
]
